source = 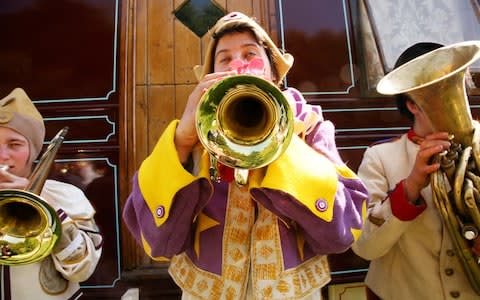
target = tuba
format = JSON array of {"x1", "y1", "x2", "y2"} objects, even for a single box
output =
[
  {"x1": 196, "y1": 75, "x2": 293, "y2": 185},
  {"x1": 377, "y1": 40, "x2": 480, "y2": 294},
  {"x1": 0, "y1": 127, "x2": 68, "y2": 265}
]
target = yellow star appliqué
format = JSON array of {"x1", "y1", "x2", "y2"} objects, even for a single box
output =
[{"x1": 194, "y1": 212, "x2": 220, "y2": 258}]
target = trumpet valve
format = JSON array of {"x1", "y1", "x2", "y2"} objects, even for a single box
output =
[{"x1": 462, "y1": 224, "x2": 479, "y2": 240}]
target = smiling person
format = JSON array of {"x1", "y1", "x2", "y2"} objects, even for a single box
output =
[
  {"x1": 123, "y1": 12, "x2": 368, "y2": 300},
  {"x1": 0, "y1": 88, "x2": 102, "y2": 299}
]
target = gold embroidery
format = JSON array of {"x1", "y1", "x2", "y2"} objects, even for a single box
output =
[
  {"x1": 179, "y1": 265, "x2": 186, "y2": 277},
  {"x1": 305, "y1": 265, "x2": 317, "y2": 287},
  {"x1": 224, "y1": 265, "x2": 244, "y2": 282},
  {"x1": 258, "y1": 245, "x2": 274, "y2": 259},
  {"x1": 211, "y1": 280, "x2": 222, "y2": 299},
  {"x1": 229, "y1": 227, "x2": 248, "y2": 244},
  {"x1": 225, "y1": 287, "x2": 237, "y2": 300},
  {"x1": 185, "y1": 269, "x2": 195, "y2": 289},
  {"x1": 252, "y1": 203, "x2": 331, "y2": 299},
  {"x1": 228, "y1": 247, "x2": 245, "y2": 262},
  {"x1": 300, "y1": 272, "x2": 308, "y2": 288},
  {"x1": 234, "y1": 211, "x2": 248, "y2": 224},
  {"x1": 220, "y1": 183, "x2": 255, "y2": 298},
  {"x1": 262, "y1": 286, "x2": 273, "y2": 299},
  {"x1": 170, "y1": 254, "x2": 220, "y2": 300},
  {"x1": 276, "y1": 279, "x2": 291, "y2": 293},
  {"x1": 197, "y1": 280, "x2": 208, "y2": 292},
  {"x1": 169, "y1": 183, "x2": 331, "y2": 299},
  {"x1": 293, "y1": 273, "x2": 301, "y2": 293},
  {"x1": 256, "y1": 225, "x2": 275, "y2": 240},
  {"x1": 255, "y1": 263, "x2": 277, "y2": 280}
]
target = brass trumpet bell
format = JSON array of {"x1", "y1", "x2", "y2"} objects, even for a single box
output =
[
  {"x1": 196, "y1": 75, "x2": 293, "y2": 185},
  {"x1": 0, "y1": 127, "x2": 67, "y2": 265}
]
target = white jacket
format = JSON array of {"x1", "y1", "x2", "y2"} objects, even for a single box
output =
[
  {"x1": 352, "y1": 133, "x2": 478, "y2": 300},
  {"x1": 5, "y1": 180, "x2": 102, "y2": 300}
]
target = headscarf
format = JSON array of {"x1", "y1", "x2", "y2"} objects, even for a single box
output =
[{"x1": 0, "y1": 88, "x2": 45, "y2": 164}]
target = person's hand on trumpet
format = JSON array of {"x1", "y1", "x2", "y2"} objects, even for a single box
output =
[
  {"x1": 0, "y1": 165, "x2": 29, "y2": 190},
  {"x1": 175, "y1": 58, "x2": 267, "y2": 163},
  {"x1": 175, "y1": 70, "x2": 236, "y2": 163}
]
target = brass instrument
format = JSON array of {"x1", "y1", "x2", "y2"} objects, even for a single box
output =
[
  {"x1": 196, "y1": 75, "x2": 293, "y2": 185},
  {"x1": 377, "y1": 40, "x2": 480, "y2": 294},
  {"x1": 0, "y1": 127, "x2": 68, "y2": 265}
]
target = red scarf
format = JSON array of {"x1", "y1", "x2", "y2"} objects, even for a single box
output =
[{"x1": 407, "y1": 129, "x2": 424, "y2": 145}]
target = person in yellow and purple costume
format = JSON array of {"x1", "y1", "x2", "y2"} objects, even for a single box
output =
[{"x1": 123, "y1": 11, "x2": 368, "y2": 300}]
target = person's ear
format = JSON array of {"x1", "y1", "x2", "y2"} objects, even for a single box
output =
[{"x1": 405, "y1": 99, "x2": 420, "y2": 115}]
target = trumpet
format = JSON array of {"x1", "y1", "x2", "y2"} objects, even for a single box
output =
[
  {"x1": 0, "y1": 127, "x2": 68, "y2": 265},
  {"x1": 195, "y1": 75, "x2": 293, "y2": 185}
]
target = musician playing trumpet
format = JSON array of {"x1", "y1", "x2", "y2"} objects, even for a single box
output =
[
  {"x1": 123, "y1": 12, "x2": 368, "y2": 299},
  {"x1": 0, "y1": 88, "x2": 102, "y2": 299}
]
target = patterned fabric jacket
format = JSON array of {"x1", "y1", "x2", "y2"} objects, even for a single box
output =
[{"x1": 123, "y1": 88, "x2": 367, "y2": 300}]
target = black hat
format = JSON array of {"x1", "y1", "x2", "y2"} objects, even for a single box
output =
[{"x1": 394, "y1": 42, "x2": 444, "y2": 120}]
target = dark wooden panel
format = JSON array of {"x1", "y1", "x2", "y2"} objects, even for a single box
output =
[
  {"x1": 40, "y1": 105, "x2": 119, "y2": 146},
  {"x1": 0, "y1": 1, "x2": 123, "y2": 297},
  {"x1": 279, "y1": 0, "x2": 359, "y2": 96},
  {"x1": 0, "y1": 0, "x2": 118, "y2": 102}
]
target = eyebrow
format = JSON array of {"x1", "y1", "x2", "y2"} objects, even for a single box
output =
[
  {"x1": 214, "y1": 42, "x2": 261, "y2": 59},
  {"x1": 6, "y1": 137, "x2": 27, "y2": 144}
]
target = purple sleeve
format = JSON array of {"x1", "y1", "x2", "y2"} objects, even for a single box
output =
[
  {"x1": 122, "y1": 173, "x2": 211, "y2": 258},
  {"x1": 251, "y1": 176, "x2": 366, "y2": 254},
  {"x1": 252, "y1": 95, "x2": 368, "y2": 254}
]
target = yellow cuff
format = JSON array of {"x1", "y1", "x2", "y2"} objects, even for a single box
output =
[
  {"x1": 138, "y1": 120, "x2": 202, "y2": 227},
  {"x1": 253, "y1": 135, "x2": 338, "y2": 221}
]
